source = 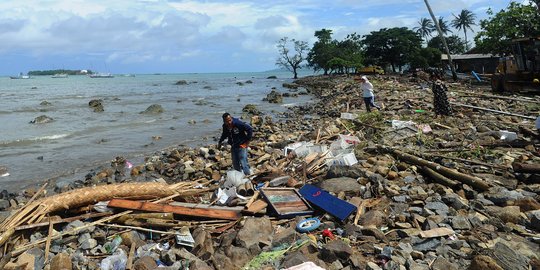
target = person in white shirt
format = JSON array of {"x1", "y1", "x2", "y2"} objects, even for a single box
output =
[{"x1": 355, "y1": 75, "x2": 381, "y2": 112}]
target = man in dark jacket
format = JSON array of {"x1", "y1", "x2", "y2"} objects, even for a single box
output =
[{"x1": 218, "y1": 113, "x2": 253, "y2": 175}]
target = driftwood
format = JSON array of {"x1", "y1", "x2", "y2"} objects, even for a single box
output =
[
  {"x1": 381, "y1": 146, "x2": 491, "y2": 191},
  {"x1": 453, "y1": 90, "x2": 540, "y2": 104},
  {"x1": 420, "y1": 166, "x2": 459, "y2": 188},
  {"x1": 0, "y1": 181, "x2": 206, "y2": 233},
  {"x1": 450, "y1": 102, "x2": 537, "y2": 120},
  {"x1": 513, "y1": 162, "x2": 540, "y2": 174}
]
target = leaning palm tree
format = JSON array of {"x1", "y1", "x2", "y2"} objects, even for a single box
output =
[
  {"x1": 451, "y1": 9, "x2": 476, "y2": 50},
  {"x1": 437, "y1": 17, "x2": 453, "y2": 36},
  {"x1": 413, "y1": 17, "x2": 435, "y2": 43},
  {"x1": 423, "y1": 0, "x2": 457, "y2": 81}
]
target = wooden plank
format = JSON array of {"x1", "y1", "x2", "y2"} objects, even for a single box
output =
[
  {"x1": 108, "y1": 199, "x2": 241, "y2": 220},
  {"x1": 126, "y1": 243, "x2": 136, "y2": 270},
  {"x1": 15, "y1": 212, "x2": 112, "y2": 231},
  {"x1": 44, "y1": 218, "x2": 54, "y2": 263},
  {"x1": 242, "y1": 199, "x2": 268, "y2": 214}
]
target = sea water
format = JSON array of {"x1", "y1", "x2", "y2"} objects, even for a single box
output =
[{"x1": 0, "y1": 71, "x2": 315, "y2": 190}]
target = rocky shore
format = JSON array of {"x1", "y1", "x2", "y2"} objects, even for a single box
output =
[{"x1": 0, "y1": 74, "x2": 539, "y2": 270}]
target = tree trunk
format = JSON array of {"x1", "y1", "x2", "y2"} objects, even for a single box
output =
[{"x1": 423, "y1": 0, "x2": 458, "y2": 81}]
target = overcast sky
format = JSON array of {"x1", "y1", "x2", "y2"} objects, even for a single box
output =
[{"x1": 0, "y1": 0, "x2": 513, "y2": 75}]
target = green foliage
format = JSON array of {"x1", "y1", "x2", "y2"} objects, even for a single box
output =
[
  {"x1": 436, "y1": 17, "x2": 453, "y2": 36},
  {"x1": 414, "y1": 18, "x2": 435, "y2": 43},
  {"x1": 28, "y1": 69, "x2": 89, "y2": 75},
  {"x1": 451, "y1": 9, "x2": 476, "y2": 50},
  {"x1": 276, "y1": 37, "x2": 309, "y2": 79},
  {"x1": 356, "y1": 111, "x2": 384, "y2": 126},
  {"x1": 427, "y1": 35, "x2": 466, "y2": 54},
  {"x1": 409, "y1": 47, "x2": 442, "y2": 69},
  {"x1": 307, "y1": 30, "x2": 363, "y2": 75},
  {"x1": 307, "y1": 29, "x2": 337, "y2": 74},
  {"x1": 362, "y1": 27, "x2": 423, "y2": 72},
  {"x1": 475, "y1": 2, "x2": 540, "y2": 55}
]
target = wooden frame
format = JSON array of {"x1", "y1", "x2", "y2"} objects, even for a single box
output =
[{"x1": 260, "y1": 188, "x2": 313, "y2": 218}]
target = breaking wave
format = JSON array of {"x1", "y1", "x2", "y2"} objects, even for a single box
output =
[{"x1": 0, "y1": 133, "x2": 70, "y2": 147}]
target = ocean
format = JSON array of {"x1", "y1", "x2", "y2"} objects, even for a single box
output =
[{"x1": 0, "y1": 71, "x2": 315, "y2": 191}]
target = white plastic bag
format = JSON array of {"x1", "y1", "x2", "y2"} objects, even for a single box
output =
[
  {"x1": 100, "y1": 249, "x2": 127, "y2": 270},
  {"x1": 224, "y1": 170, "x2": 248, "y2": 188}
]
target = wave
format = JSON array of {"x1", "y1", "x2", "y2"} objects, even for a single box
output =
[{"x1": 0, "y1": 133, "x2": 70, "y2": 147}]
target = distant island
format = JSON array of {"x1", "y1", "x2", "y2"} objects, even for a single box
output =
[{"x1": 28, "y1": 69, "x2": 94, "y2": 76}]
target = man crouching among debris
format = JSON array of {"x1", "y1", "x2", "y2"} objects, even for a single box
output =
[{"x1": 218, "y1": 112, "x2": 253, "y2": 175}]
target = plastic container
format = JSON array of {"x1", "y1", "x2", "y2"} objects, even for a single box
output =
[
  {"x1": 340, "y1": 112, "x2": 356, "y2": 120},
  {"x1": 499, "y1": 130, "x2": 517, "y2": 142},
  {"x1": 104, "y1": 235, "x2": 122, "y2": 253}
]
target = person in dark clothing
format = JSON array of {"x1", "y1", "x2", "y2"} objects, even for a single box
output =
[
  {"x1": 218, "y1": 113, "x2": 253, "y2": 175},
  {"x1": 430, "y1": 73, "x2": 453, "y2": 116}
]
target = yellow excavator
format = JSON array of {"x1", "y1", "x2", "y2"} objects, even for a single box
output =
[{"x1": 491, "y1": 37, "x2": 540, "y2": 92}]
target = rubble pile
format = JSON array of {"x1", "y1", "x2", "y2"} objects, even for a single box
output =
[{"x1": 0, "y1": 74, "x2": 539, "y2": 270}]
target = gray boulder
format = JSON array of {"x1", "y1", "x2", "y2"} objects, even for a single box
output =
[{"x1": 141, "y1": 104, "x2": 164, "y2": 114}]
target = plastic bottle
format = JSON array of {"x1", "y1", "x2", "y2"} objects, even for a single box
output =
[{"x1": 104, "y1": 235, "x2": 123, "y2": 253}]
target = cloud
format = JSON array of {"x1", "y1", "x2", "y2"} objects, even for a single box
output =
[{"x1": 0, "y1": 0, "x2": 514, "y2": 74}]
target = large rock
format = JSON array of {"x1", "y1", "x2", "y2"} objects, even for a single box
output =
[
  {"x1": 242, "y1": 104, "x2": 261, "y2": 115},
  {"x1": 484, "y1": 242, "x2": 529, "y2": 270},
  {"x1": 140, "y1": 104, "x2": 164, "y2": 114},
  {"x1": 326, "y1": 165, "x2": 366, "y2": 179},
  {"x1": 320, "y1": 239, "x2": 353, "y2": 262},
  {"x1": 50, "y1": 253, "x2": 72, "y2": 270},
  {"x1": 264, "y1": 90, "x2": 283, "y2": 103},
  {"x1": 528, "y1": 210, "x2": 540, "y2": 230},
  {"x1": 30, "y1": 115, "x2": 54, "y2": 124},
  {"x1": 235, "y1": 217, "x2": 273, "y2": 249},
  {"x1": 133, "y1": 256, "x2": 158, "y2": 270},
  {"x1": 469, "y1": 255, "x2": 503, "y2": 270},
  {"x1": 224, "y1": 246, "x2": 252, "y2": 269},
  {"x1": 88, "y1": 99, "x2": 104, "y2": 112},
  {"x1": 319, "y1": 177, "x2": 363, "y2": 194},
  {"x1": 192, "y1": 227, "x2": 214, "y2": 260}
]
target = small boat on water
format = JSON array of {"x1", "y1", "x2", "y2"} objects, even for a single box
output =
[
  {"x1": 52, "y1": 73, "x2": 68, "y2": 78},
  {"x1": 10, "y1": 72, "x2": 31, "y2": 79},
  {"x1": 89, "y1": 72, "x2": 114, "y2": 78}
]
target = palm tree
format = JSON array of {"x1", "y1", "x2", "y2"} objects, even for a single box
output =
[
  {"x1": 437, "y1": 17, "x2": 453, "y2": 36},
  {"x1": 451, "y1": 9, "x2": 476, "y2": 50},
  {"x1": 413, "y1": 18, "x2": 435, "y2": 43}
]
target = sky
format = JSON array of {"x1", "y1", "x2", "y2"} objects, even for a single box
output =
[{"x1": 0, "y1": 0, "x2": 516, "y2": 75}]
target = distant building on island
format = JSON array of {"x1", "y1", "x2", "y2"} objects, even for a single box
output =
[{"x1": 80, "y1": 70, "x2": 88, "y2": 74}]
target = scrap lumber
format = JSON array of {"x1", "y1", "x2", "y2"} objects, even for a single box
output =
[
  {"x1": 453, "y1": 90, "x2": 540, "y2": 103},
  {"x1": 420, "y1": 166, "x2": 459, "y2": 188},
  {"x1": 382, "y1": 146, "x2": 490, "y2": 191},
  {"x1": 0, "y1": 181, "x2": 205, "y2": 232},
  {"x1": 108, "y1": 199, "x2": 242, "y2": 220},
  {"x1": 450, "y1": 102, "x2": 536, "y2": 120},
  {"x1": 512, "y1": 162, "x2": 540, "y2": 174},
  {"x1": 243, "y1": 199, "x2": 268, "y2": 215}
]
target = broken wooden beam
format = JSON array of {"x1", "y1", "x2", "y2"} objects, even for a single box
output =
[
  {"x1": 381, "y1": 146, "x2": 491, "y2": 191},
  {"x1": 513, "y1": 162, "x2": 540, "y2": 174},
  {"x1": 108, "y1": 199, "x2": 242, "y2": 220},
  {"x1": 450, "y1": 102, "x2": 536, "y2": 120},
  {"x1": 420, "y1": 166, "x2": 459, "y2": 188}
]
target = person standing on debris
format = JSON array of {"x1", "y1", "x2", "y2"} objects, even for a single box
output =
[
  {"x1": 356, "y1": 75, "x2": 381, "y2": 112},
  {"x1": 218, "y1": 113, "x2": 253, "y2": 175},
  {"x1": 430, "y1": 73, "x2": 453, "y2": 116}
]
